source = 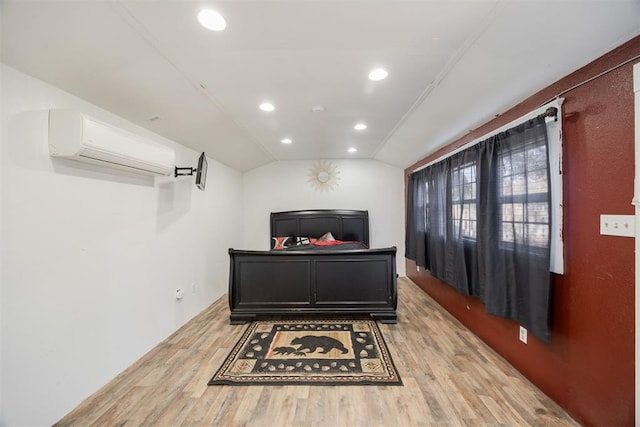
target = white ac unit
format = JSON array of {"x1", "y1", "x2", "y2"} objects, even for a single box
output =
[{"x1": 48, "y1": 110, "x2": 175, "y2": 176}]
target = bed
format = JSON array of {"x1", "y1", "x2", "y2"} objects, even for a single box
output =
[{"x1": 228, "y1": 209, "x2": 398, "y2": 324}]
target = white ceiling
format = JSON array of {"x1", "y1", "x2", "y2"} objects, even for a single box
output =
[{"x1": 2, "y1": 1, "x2": 639, "y2": 172}]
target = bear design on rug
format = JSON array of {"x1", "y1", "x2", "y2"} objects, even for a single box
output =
[
  {"x1": 290, "y1": 335, "x2": 348, "y2": 354},
  {"x1": 273, "y1": 346, "x2": 306, "y2": 356}
]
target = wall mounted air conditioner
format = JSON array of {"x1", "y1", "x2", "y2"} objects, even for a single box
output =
[{"x1": 48, "y1": 110, "x2": 175, "y2": 176}]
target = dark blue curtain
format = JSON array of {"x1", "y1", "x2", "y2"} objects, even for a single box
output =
[{"x1": 406, "y1": 117, "x2": 551, "y2": 341}]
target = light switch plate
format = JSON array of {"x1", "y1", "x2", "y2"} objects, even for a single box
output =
[{"x1": 600, "y1": 214, "x2": 635, "y2": 237}]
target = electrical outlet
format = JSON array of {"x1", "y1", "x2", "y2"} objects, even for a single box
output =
[
  {"x1": 600, "y1": 214, "x2": 635, "y2": 237},
  {"x1": 175, "y1": 288, "x2": 184, "y2": 300},
  {"x1": 519, "y1": 326, "x2": 528, "y2": 344}
]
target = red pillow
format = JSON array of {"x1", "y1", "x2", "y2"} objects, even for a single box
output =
[
  {"x1": 271, "y1": 236, "x2": 294, "y2": 249},
  {"x1": 314, "y1": 239, "x2": 345, "y2": 246}
]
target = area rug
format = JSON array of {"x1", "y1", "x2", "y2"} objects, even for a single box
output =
[{"x1": 208, "y1": 319, "x2": 402, "y2": 386}]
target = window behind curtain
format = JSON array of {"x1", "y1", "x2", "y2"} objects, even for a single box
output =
[
  {"x1": 498, "y1": 135, "x2": 550, "y2": 252},
  {"x1": 451, "y1": 160, "x2": 477, "y2": 240},
  {"x1": 406, "y1": 116, "x2": 552, "y2": 342}
]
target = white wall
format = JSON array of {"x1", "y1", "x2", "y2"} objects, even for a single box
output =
[
  {"x1": 0, "y1": 65, "x2": 242, "y2": 427},
  {"x1": 243, "y1": 159, "x2": 406, "y2": 275},
  {"x1": 0, "y1": 61, "x2": 4, "y2": 424}
]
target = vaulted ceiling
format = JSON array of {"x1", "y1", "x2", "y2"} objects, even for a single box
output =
[{"x1": 2, "y1": 1, "x2": 639, "y2": 172}]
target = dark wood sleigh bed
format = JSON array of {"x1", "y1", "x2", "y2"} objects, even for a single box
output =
[{"x1": 228, "y1": 210, "x2": 398, "y2": 324}]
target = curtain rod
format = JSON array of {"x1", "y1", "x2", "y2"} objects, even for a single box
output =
[
  {"x1": 412, "y1": 51, "x2": 638, "y2": 174},
  {"x1": 538, "y1": 53, "x2": 640, "y2": 108},
  {"x1": 412, "y1": 99, "x2": 563, "y2": 173}
]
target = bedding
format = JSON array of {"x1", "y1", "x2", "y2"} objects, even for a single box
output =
[
  {"x1": 271, "y1": 231, "x2": 369, "y2": 251},
  {"x1": 276, "y1": 241, "x2": 369, "y2": 251}
]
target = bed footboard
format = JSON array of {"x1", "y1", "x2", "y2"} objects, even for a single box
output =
[{"x1": 228, "y1": 247, "x2": 398, "y2": 324}]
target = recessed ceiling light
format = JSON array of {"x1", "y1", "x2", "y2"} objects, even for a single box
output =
[
  {"x1": 310, "y1": 105, "x2": 326, "y2": 113},
  {"x1": 348, "y1": 147, "x2": 357, "y2": 153},
  {"x1": 259, "y1": 102, "x2": 275, "y2": 112},
  {"x1": 368, "y1": 68, "x2": 388, "y2": 81},
  {"x1": 354, "y1": 123, "x2": 367, "y2": 131},
  {"x1": 281, "y1": 138, "x2": 292, "y2": 144},
  {"x1": 197, "y1": 9, "x2": 227, "y2": 31}
]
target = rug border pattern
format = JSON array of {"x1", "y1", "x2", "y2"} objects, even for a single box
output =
[{"x1": 208, "y1": 319, "x2": 402, "y2": 386}]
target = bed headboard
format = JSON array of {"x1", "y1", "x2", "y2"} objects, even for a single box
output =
[{"x1": 270, "y1": 210, "x2": 369, "y2": 245}]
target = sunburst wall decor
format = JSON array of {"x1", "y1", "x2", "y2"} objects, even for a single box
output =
[{"x1": 308, "y1": 160, "x2": 340, "y2": 192}]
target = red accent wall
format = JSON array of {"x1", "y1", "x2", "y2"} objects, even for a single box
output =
[{"x1": 405, "y1": 37, "x2": 639, "y2": 426}]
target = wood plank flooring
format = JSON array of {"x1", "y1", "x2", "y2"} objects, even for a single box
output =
[{"x1": 55, "y1": 277, "x2": 579, "y2": 426}]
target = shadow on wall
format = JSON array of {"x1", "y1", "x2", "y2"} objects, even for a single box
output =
[
  {"x1": 8, "y1": 109, "x2": 156, "y2": 187},
  {"x1": 51, "y1": 157, "x2": 156, "y2": 187},
  {"x1": 9, "y1": 107, "x2": 207, "y2": 295},
  {"x1": 6, "y1": 109, "x2": 198, "y2": 232},
  {"x1": 157, "y1": 177, "x2": 193, "y2": 232}
]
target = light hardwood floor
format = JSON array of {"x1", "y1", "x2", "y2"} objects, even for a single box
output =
[{"x1": 56, "y1": 277, "x2": 579, "y2": 426}]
